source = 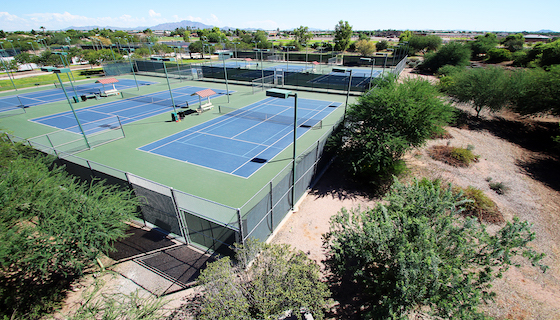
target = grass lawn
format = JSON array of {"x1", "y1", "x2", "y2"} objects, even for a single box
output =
[{"x1": 0, "y1": 68, "x2": 104, "y2": 92}]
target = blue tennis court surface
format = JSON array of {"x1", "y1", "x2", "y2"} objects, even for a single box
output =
[
  {"x1": 30, "y1": 86, "x2": 228, "y2": 135},
  {"x1": 208, "y1": 61, "x2": 257, "y2": 68},
  {"x1": 308, "y1": 69, "x2": 382, "y2": 87},
  {"x1": 138, "y1": 97, "x2": 342, "y2": 178},
  {"x1": 0, "y1": 79, "x2": 155, "y2": 113}
]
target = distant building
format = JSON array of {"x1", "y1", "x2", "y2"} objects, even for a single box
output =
[{"x1": 524, "y1": 34, "x2": 552, "y2": 43}]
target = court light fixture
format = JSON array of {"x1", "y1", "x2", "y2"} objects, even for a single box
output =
[{"x1": 266, "y1": 89, "x2": 298, "y2": 210}]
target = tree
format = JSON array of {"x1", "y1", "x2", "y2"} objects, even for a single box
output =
[
  {"x1": 324, "y1": 179, "x2": 546, "y2": 319},
  {"x1": 189, "y1": 241, "x2": 330, "y2": 320},
  {"x1": 252, "y1": 30, "x2": 271, "y2": 49},
  {"x1": 442, "y1": 66, "x2": 513, "y2": 117},
  {"x1": 539, "y1": 39, "x2": 560, "y2": 67},
  {"x1": 339, "y1": 77, "x2": 454, "y2": 182},
  {"x1": 510, "y1": 65, "x2": 560, "y2": 116},
  {"x1": 502, "y1": 33, "x2": 525, "y2": 52},
  {"x1": 486, "y1": 48, "x2": 512, "y2": 63},
  {"x1": 293, "y1": 26, "x2": 313, "y2": 47},
  {"x1": 470, "y1": 33, "x2": 499, "y2": 59},
  {"x1": 84, "y1": 48, "x2": 122, "y2": 65},
  {"x1": 376, "y1": 40, "x2": 389, "y2": 51},
  {"x1": 421, "y1": 41, "x2": 471, "y2": 73},
  {"x1": 0, "y1": 137, "x2": 139, "y2": 319},
  {"x1": 399, "y1": 30, "x2": 413, "y2": 42},
  {"x1": 14, "y1": 52, "x2": 35, "y2": 66},
  {"x1": 408, "y1": 35, "x2": 442, "y2": 54},
  {"x1": 355, "y1": 39, "x2": 376, "y2": 56},
  {"x1": 358, "y1": 33, "x2": 370, "y2": 41},
  {"x1": 334, "y1": 20, "x2": 352, "y2": 52}
]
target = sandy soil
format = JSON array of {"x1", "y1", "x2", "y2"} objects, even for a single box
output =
[{"x1": 271, "y1": 68, "x2": 560, "y2": 319}]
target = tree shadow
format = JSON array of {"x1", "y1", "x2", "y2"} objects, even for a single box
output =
[
  {"x1": 452, "y1": 108, "x2": 560, "y2": 155},
  {"x1": 452, "y1": 109, "x2": 560, "y2": 191},
  {"x1": 322, "y1": 257, "x2": 370, "y2": 320},
  {"x1": 309, "y1": 161, "x2": 379, "y2": 201},
  {"x1": 516, "y1": 155, "x2": 560, "y2": 192}
]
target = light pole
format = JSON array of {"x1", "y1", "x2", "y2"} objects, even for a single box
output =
[
  {"x1": 221, "y1": 51, "x2": 231, "y2": 103},
  {"x1": 305, "y1": 42, "x2": 308, "y2": 66},
  {"x1": 284, "y1": 46, "x2": 295, "y2": 71},
  {"x1": 332, "y1": 67, "x2": 353, "y2": 124},
  {"x1": 41, "y1": 67, "x2": 90, "y2": 149},
  {"x1": 54, "y1": 51, "x2": 76, "y2": 85},
  {"x1": 27, "y1": 42, "x2": 37, "y2": 55},
  {"x1": 360, "y1": 57, "x2": 376, "y2": 90},
  {"x1": 381, "y1": 53, "x2": 388, "y2": 76},
  {"x1": 7, "y1": 40, "x2": 14, "y2": 55},
  {"x1": 266, "y1": 88, "x2": 299, "y2": 210},
  {"x1": 233, "y1": 42, "x2": 240, "y2": 59},
  {"x1": 173, "y1": 46, "x2": 181, "y2": 75},
  {"x1": 0, "y1": 47, "x2": 17, "y2": 91},
  {"x1": 109, "y1": 44, "x2": 117, "y2": 61},
  {"x1": 122, "y1": 38, "x2": 139, "y2": 90},
  {"x1": 161, "y1": 59, "x2": 179, "y2": 120}
]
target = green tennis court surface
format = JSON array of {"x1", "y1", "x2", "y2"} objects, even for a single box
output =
[{"x1": 139, "y1": 96, "x2": 341, "y2": 178}]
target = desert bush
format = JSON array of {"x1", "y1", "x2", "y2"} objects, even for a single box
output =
[
  {"x1": 457, "y1": 186, "x2": 504, "y2": 223},
  {"x1": 486, "y1": 48, "x2": 513, "y2": 63},
  {"x1": 489, "y1": 181, "x2": 509, "y2": 195},
  {"x1": 340, "y1": 77, "x2": 454, "y2": 185},
  {"x1": 324, "y1": 179, "x2": 545, "y2": 319},
  {"x1": 428, "y1": 145, "x2": 479, "y2": 167},
  {"x1": 450, "y1": 146, "x2": 479, "y2": 165}
]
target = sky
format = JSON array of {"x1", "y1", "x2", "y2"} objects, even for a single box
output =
[{"x1": 1, "y1": 0, "x2": 559, "y2": 32}]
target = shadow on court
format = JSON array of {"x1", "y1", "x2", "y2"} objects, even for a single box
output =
[{"x1": 109, "y1": 225, "x2": 216, "y2": 296}]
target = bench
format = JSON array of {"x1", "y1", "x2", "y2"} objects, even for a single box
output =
[
  {"x1": 101, "y1": 89, "x2": 120, "y2": 97},
  {"x1": 197, "y1": 102, "x2": 213, "y2": 114}
]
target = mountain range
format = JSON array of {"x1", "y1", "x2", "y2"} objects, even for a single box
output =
[{"x1": 65, "y1": 21, "x2": 555, "y2": 33}]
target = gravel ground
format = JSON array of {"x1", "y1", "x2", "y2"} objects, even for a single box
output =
[{"x1": 271, "y1": 70, "x2": 560, "y2": 319}]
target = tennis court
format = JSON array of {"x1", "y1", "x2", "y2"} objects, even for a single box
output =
[
  {"x1": 308, "y1": 68, "x2": 383, "y2": 87},
  {"x1": 138, "y1": 96, "x2": 342, "y2": 178},
  {"x1": 30, "y1": 85, "x2": 228, "y2": 135},
  {"x1": 0, "y1": 79, "x2": 155, "y2": 113},
  {"x1": 208, "y1": 61, "x2": 257, "y2": 68}
]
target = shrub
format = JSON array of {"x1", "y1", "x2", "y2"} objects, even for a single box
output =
[
  {"x1": 457, "y1": 186, "x2": 504, "y2": 223},
  {"x1": 324, "y1": 179, "x2": 545, "y2": 319},
  {"x1": 341, "y1": 78, "x2": 454, "y2": 184},
  {"x1": 436, "y1": 64, "x2": 464, "y2": 77},
  {"x1": 486, "y1": 48, "x2": 513, "y2": 63},
  {"x1": 428, "y1": 145, "x2": 479, "y2": 167},
  {"x1": 450, "y1": 146, "x2": 479, "y2": 165},
  {"x1": 421, "y1": 41, "x2": 471, "y2": 73},
  {"x1": 489, "y1": 181, "x2": 509, "y2": 195}
]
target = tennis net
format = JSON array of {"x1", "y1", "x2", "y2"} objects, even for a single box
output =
[
  {"x1": 54, "y1": 83, "x2": 102, "y2": 94},
  {"x1": 121, "y1": 92, "x2": 177, "y2": 108},
  {"x1": 218, "y1": 106, "x2": 322, "y2": 129},
  {"x1": 252, "y1": 74, "x2": 276, "y2": 94}
]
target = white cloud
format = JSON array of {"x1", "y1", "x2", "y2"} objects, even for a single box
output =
[
  {"x1": 241, "y1": 19, "x2": 279, "y2": 30},
  {"x1": 148, "y1": 10, "x2": 161, "y2": 18},
  {"x1": 209, "y1": 14, "x2": 220, "y2": 24},
  {"x1": 185, "y1": 15, "x2": 203, "y2": 23}
]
